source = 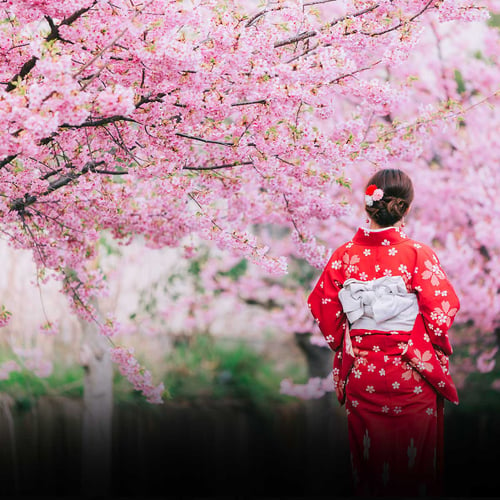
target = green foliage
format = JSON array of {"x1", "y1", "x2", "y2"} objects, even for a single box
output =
[
  {"x1": 187, "y1": 259, "x2": 202, "y2": 277},
  {"x1": 136, "y1": 280, "x2": 160, "y2": 315},
  {"x1": 0, "y1": 334, "x2": 306, "y2": 411},
  {"x1": 454, "y1": 69, "x2": 466, "y2": 95},
  {"x1": 218, "y1": 258, "x2": 248, "y2": 281},
  {"x1": 287, "y1": 256, "x2": 320, "y2": 288},
  {"x1": 488, "y1": 13, "x2": 500, "y2": 28},
  {"x1": 163, "y1": 333, "x2": 305, "y2": 410},
  {"x1": 99, "y1": 234, "x2": 122, "y2": 256},
  {"x1": 0, "y1": 361, "x2": 85, "y2": 411},
  {"x1": 336, "y1": 172, "x2": 352, "y2": 189}
]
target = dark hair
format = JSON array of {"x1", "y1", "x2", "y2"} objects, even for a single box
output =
[{"x1": 365, "y1": 169, "x2": 414, "y2": 227}]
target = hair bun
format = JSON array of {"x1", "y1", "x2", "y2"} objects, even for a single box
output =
[
  {"x1": 364, "y1": 169, "x2": 414, "y2": 227},
  {"x1": 386, "y1": 197, "x2": 408, "y2": 220}
]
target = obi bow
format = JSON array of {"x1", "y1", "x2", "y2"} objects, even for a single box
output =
[{"x1": 339, "y1": 276, "x2": 419, "y2": 332}]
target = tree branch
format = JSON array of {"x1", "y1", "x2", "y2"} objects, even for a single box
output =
[
  {"x1": 73, "y1": 27, "x2": 128, "y2": 78},
  {"x1": 304, "y1": 0, "x2": 338, "y2": 5},
  {"x1": 60, "y1": 2, "x2": 98, "y2": 28},
  {"x1": 175, "y1": 132, "x2": 234, "y2": 147},
  {"x1": 286, "y1": 42, "x2": 320, "y2": 64},
  {"x1": 183, "y1": 160, "x2": 253, "y2": 171},
  {"x1": 274, "y1": 4, "x2": 380, "y2": 49},
  {"x1": 0, "y1": 155, "x2": 18, "y2": 169},
  {"x1": 9, "y1": 160, "x2": 105, "y2": 213},
  {"x1": 274, "y1": 30, "x2": 317, "y2": 48},
  {"x1": 5, "y1": 56, "x2": 38, "y2": 92},
  {"x1": 62, "y1": 115, "x2": 138, "y2": 129},
  {"x1": 246, "y1": 10, "x2": 268, "y2": 28},
  {"x1": 330, "y1": 4, "x2": 379, "y2": 27},
  {"x1": 5, "y1": 2, "x2": 97, "y2": 92},
  {"x1": 93, "y1": 168, "x2": 128, "y2": 175},
  {"x1": 362, "y1": 0, "x2": 434, "y2": 36},
  {"x1": 136, "y1": 92, "x2": 166, "y2": 108},
  {"x1": 231, "y1": 99, "x2": 267, "y2": 106},
  {"x1": 329, "y1": 60, "x2": 381, "y2": 84}
]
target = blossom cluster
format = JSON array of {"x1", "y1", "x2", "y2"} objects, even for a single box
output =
[
  {"x1": 0, "y1": 306, "x2": 12, "y2": 328},
  {"x1": 280, "y1": 374, "x2": 334, "y2": 400},
  {"x1": 12, "y1": 346, "x2": 53, "y2": 378},
  {"x1": 0, "y1": 360, "x2": 20, "y2": 381},
  {"x1": 110, "y1": 345, "x2": 165, "y2": 404}
]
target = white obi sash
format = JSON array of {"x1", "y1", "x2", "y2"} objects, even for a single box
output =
[{"x1": 338, "y1": 276, "x2": 418, "y2": 332}]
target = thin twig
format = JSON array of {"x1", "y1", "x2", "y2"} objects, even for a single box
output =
[
  {"x1": 376, "y1": 89, "x2": 500, "y2": 141},
  {"x1": 175, "y1": 132, "x2": 234, "y2": 147},
  {"x1": 329, "y1": 60, "x2": 381, "y2": 84},
  {"x1": 330, "y1": 4, "x2": 379, "y2": 27},
  {"x1": 74, "y1": 0, "x2": 153, "y2": 78},
  {"x1": 184, "y1": 160, "x2": 253, "y2": 171},
  {"x1": 362, "y1": 0, "x2": 434, "y2": 36},
  {"x1": 274, "y1": 4, "x2": 379, "y2": 49},
  {"x1": 274, "y1": 30, "x2": 317, "y2": 48},
  {"x1": 304, "y1": 0, "x2": 338, "y2": 5},
  {"x1": 231, "y1": 99, "x2": 268, "y2": 106},
  {"x1": 73, "y1": 28, "x2": 128, "y2": 78},
  {"x1": 286, "y1": 42, "x2": 319, "y2": 64}
]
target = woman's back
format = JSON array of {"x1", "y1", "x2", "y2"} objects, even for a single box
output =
[{"x1": 307, "y1": 170, "x2": 460, "y2": 496}]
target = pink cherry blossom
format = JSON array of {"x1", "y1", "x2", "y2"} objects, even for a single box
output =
[
  {"x1": 477, "y1": 347, "x2": 498, "y2": 374},
  {"x1": 0, "y1": 360, "x2": 21, "y2": 380},
  {"x1": 110, "y1": 345, "x2": 165, "y2": 404}
]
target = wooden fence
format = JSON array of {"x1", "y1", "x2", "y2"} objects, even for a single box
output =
[{"x1": 0, "y1": 394, "x2": 496, "y2": 496}]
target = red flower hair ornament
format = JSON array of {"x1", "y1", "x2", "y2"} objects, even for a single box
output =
[{"x1": 365, "y1": 184, "x2": 384, "y2": 206}]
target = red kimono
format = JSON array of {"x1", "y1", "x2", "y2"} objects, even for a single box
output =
[{"x1": 308, "y1": 226, "x2": 460, "y2": 496}]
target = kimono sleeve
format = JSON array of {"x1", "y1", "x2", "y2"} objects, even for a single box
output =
[
  {"x1": 411, "y1": 244, "x2": 460, "y2": 355},
  {"x1": 307, "y1": 249, "x2": 346, "y2": 352}
]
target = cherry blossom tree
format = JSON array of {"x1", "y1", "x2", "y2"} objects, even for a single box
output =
[{"x1": 0, "y1": 0, "x2": 499, "y2": 405}]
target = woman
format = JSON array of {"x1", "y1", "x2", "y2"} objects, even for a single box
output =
[{"x1": 308, "y1": 169, "x2": 460, "y2": 496}]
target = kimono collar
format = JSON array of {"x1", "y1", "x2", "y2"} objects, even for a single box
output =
[{"x1": 352, "y1": 226, "x2": 407, "y2": 246}]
